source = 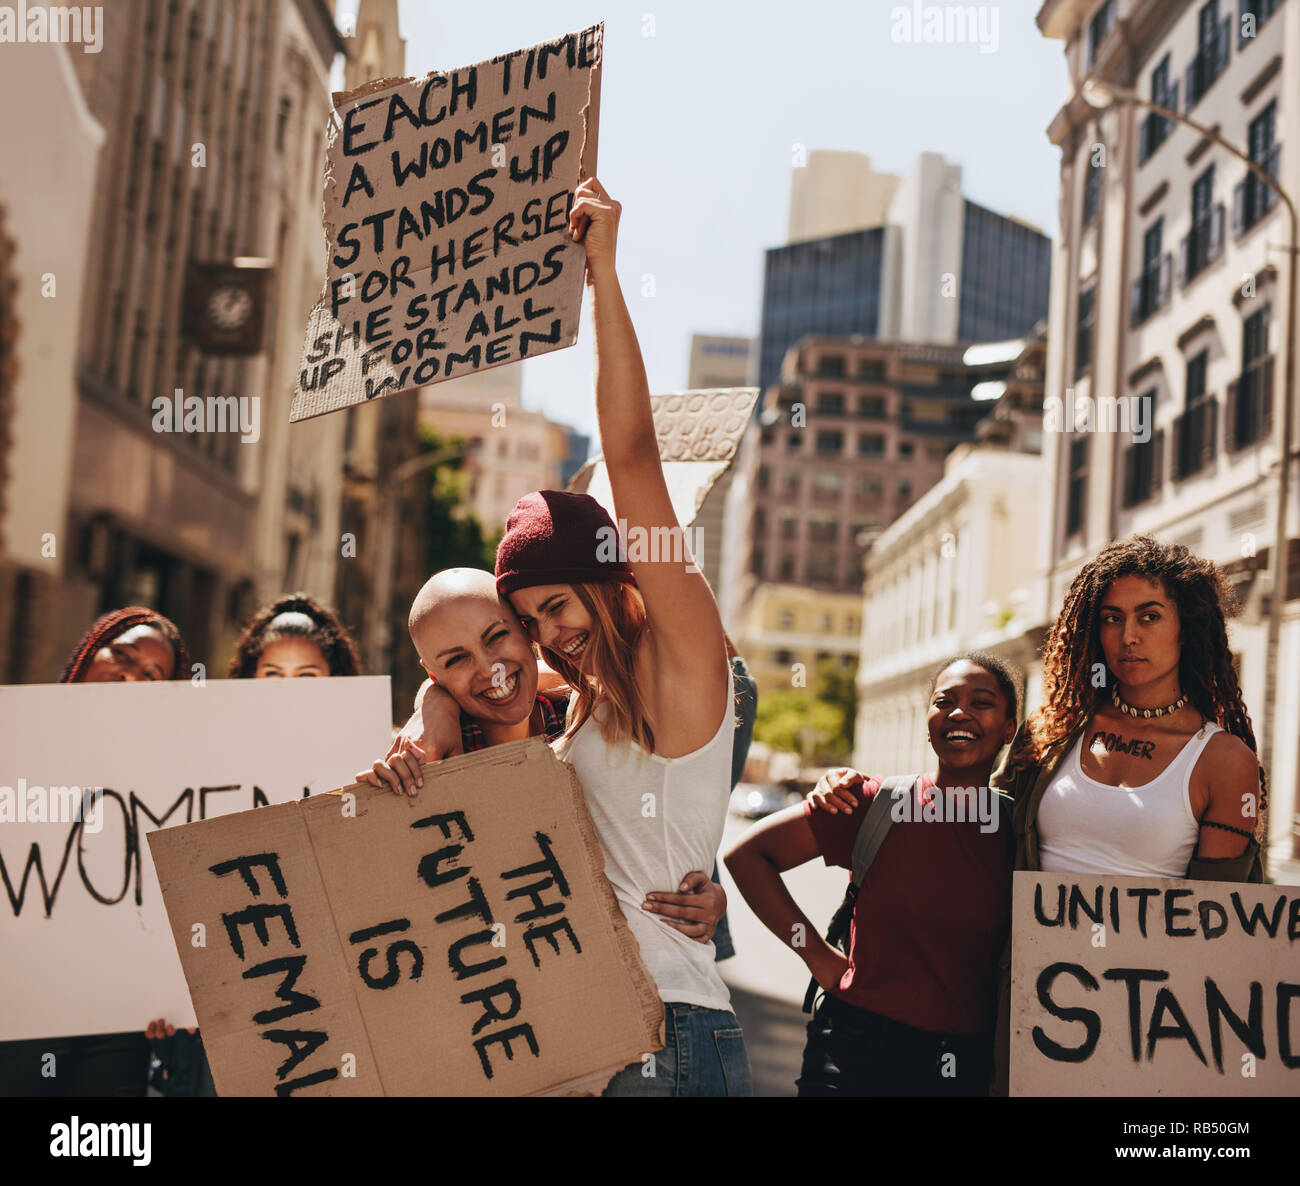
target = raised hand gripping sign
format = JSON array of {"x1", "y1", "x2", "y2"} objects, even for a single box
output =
[
  {"x1": 148, "y1": 737, "x2": 663, "y2": 1096},
  {"x1": 291, "y1": 25, "x2": 603, "y2": 422}
]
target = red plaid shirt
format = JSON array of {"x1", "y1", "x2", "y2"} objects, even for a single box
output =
[{"x1": 459, "y1": 689, "x2": 568, "y2": 754}]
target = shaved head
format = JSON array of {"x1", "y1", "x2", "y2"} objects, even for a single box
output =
[
  {"x1": 408, "y1": 567, "x2": 539, "y2": 729},
  {"x1": 409, "y1": 567, "x2": 500, "y2": 643}
]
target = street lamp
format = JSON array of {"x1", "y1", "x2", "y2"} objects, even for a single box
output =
[{"x1": 1082, "y1": 79, "x2": 1298, "y2": 856}]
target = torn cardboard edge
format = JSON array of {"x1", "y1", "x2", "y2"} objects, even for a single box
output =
[{"x1": 568, "y1": 387, "x2": 759, "y2": 527}]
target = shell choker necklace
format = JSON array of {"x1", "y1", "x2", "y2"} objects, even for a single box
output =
[{"x1": 1111, "y1": 685, "x2": 1186, "y2": 719}]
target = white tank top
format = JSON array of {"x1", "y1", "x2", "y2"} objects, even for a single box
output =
[
  {"x1": 555, "y1": 666, "x2": 734, "y2": 1013},
  {"x1": 1038, "y1": 721, "x2": 1221, "y2": 878}
]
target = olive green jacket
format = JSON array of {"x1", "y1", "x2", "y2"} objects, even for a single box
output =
[{"x1": 988, "y1": 720, "x2": 1263, "y2": 1096}]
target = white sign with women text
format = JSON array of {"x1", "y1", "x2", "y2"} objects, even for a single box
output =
[
  {"x1": 1011, "y1": 871, "x2": 1300, "y2": 1095},
  {"x1": 0, "y1": 679, "x2": 391, "y2": 1040}
]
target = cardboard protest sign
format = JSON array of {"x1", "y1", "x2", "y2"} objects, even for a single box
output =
[
  {"x1": 290, "y1": 25, "x2": 603, "y2": 422},
  {"x1": 0, "y1": 679, "x2": 392, "y2": 1040},
  {"x1": 568, "y1": 387, "x2": 759, "y2": 528},
  {"x1": 148, "y1": 737, "x2": 664, "y2": 1096},
  {"x1": 1010, "y1": 872, "x2": 1300, "y2": 1096}
]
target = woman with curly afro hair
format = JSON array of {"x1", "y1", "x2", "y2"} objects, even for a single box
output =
[
  {"x1": 988, "y1": 534, "x2": 1265, "y2": 1093},
  {"x1": 225, "y1": 593, "x2": 361, "y2": 679}
]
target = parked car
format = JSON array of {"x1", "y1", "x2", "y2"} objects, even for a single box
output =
[{"x1": 729, "y1": 782, "x2": 801, "y2": 820}]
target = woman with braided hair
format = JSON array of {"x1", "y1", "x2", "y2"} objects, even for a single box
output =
[
  {"x1": 0, "y1": 607, "x2": 189, "y2": 1097},
  {"x1": 989, "y1": 534, "x2": 1265, "y2": 1093},
  {"x1": 60, "y1": 605, "x2": 188, "y2": 684}
]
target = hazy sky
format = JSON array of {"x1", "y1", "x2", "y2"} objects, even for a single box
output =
[{"x1": 332, "y1": 0, "x2": 1067, "y2": 440}]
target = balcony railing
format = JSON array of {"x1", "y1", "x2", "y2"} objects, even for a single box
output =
[
  {"x1": 1172, "y1": 396, "x2": 1218, "y2": 479},
  {"x1": 1179, "y1": 203, "x2": 1225, "y2": 286},
  {"x1": 1130, "y1": 253, "x2": 1172, "y2": 328},
  {"x1": 1184, "y1": 18, "x2": 1231, "y2": 110},
  {"x1": 1233, "y1": 144, "x2": 1282, "y2": 236},
  {"x1": 1137, "y1": 83, "x2": 1178, "y2": 166},
  {"x1": 1226, "y1": 356, "x2": 1275, "y2": 451}
]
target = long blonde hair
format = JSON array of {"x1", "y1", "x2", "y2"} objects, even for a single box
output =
[{"x1": 540, "y1": 581, "x2": 657, "y2": 751}]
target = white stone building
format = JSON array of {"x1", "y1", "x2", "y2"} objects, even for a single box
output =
[
  {"x1": 1037, "y1": 0, "x2": 1299, "y2": 869},
  {"x1": 854, "y1": 445, "x2": 1046, "y2": 775}
]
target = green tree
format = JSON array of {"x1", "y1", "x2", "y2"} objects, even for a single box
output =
[
  {"x1": 753, "y1": 656, "x2": 859, "y2": 766},
  {"x1": 419, "y1": 426, "x2": 497, "y2": 574}
]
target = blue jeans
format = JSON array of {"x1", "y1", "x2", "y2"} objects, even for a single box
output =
[{"x1": 602, "y1": 1004, "x2": 752, "y2": 1097}]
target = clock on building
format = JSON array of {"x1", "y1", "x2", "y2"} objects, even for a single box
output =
[{"x1": 183, "y1": 259, "x2": 272, "y2": 355}]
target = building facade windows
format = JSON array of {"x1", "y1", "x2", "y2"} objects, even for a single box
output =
[
  {"x1": 816, "y1": 429, "x2": 844, "y2": 456},
  {"x1": 1228, "y1": 304, "x2": 1273, "y2": 450},
  {"x1": 809, "y1": 517, "x2": 838, "y2": 543},
  {"x1": 857, "y1": 394, "x2": 886, "y2": 418},
  {"x1": 1121, "y1": 393, "x2": 1163, "y2": 506},
  {"x1": 1139, "y1": 54, "x2": 1178, "y2": 165},
  {"x1": 1185, "y1": 0, "x2": 1231, "y2": 110},
  {"x1": 817, "y1": 391, "x2": 845, "y2": 415},
  {"x1": 811, "y1": 471, "x2": 843, "y2": 499},
  {"x1": 1173, "y1": 349, "x2": 1218, "y2": 479},
  {"x1": 1076, "y1": 284, "x2": 1096, "y2": 379},
  {"x1": 1131, "y1": 219, "x2": 1172, "y2": 326},
  {"x1": 1235, "y1": 100, "x2": 1279, "y2": 236},
  {"x1": 854, "y1": 473, "x2": 883, "y2": 502},
  {"x1": 1087, "y1": 0, "x2": 1116, "y2": 67},
  {"x1": 1066, "y1": 437, "x2": 1089, "y2": 536},
  {"x1": 858, "y1": 433, "x2": 885, "y2": 458},
  {"x1": 1180, "y1": 164, "x2": 1224, "y2": 284},
  {"x1": 1237, "y1": 0, "x2": 1280, "y2": 48},
  {"x1": 1083, "y1": 155, "x2": 1102, "y2": 223}
]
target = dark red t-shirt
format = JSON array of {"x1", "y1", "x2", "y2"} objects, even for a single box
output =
[{"x1": 803, "y1": 774, "x2": 1012, "y2": 1035}]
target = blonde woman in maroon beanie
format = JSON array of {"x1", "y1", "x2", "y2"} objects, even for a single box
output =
[{"x1": 489, "y1": 179, "x2": 750, "y2": 1096}]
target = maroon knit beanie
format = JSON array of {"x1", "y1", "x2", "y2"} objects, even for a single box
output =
[{"x1": 495, "y1": 490, "x2": 637, "y2": 595}]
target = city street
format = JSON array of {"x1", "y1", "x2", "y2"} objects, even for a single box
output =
[{"x1": 716, "y1": 810, "x2": 847, "y2": 1096}]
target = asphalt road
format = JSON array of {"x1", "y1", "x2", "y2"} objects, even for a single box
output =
[{"x1": 715, "y1": 810, "x2": 848, "y2": 1097}]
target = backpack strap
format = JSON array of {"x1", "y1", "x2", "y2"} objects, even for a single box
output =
[
  {"x1": 849, "y1": 775, "x2": 917, "y2": 889},
  {"x1": 801, "y1": 774, "x2": 918, "y2": 1014}
]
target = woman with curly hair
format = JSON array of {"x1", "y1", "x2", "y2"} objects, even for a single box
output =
[
  {"x1": 989, "y1": 534, "x2": 1264, "y2": 1093},
  {"x1": 225, "y1": 592, "x2": 361, "y2": 679}
]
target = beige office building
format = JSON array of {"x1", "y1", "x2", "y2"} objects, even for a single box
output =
[{"x1": 787, "y1": 150, "x2": 901, "y2": 244}]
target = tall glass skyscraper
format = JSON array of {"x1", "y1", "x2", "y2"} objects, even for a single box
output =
[
  {"x1": 757, "y1": 227, "x2": 887, "y2": 399},
  {"x1": 755, "y1": 167, "x2": 1051, "y2": 397}
]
